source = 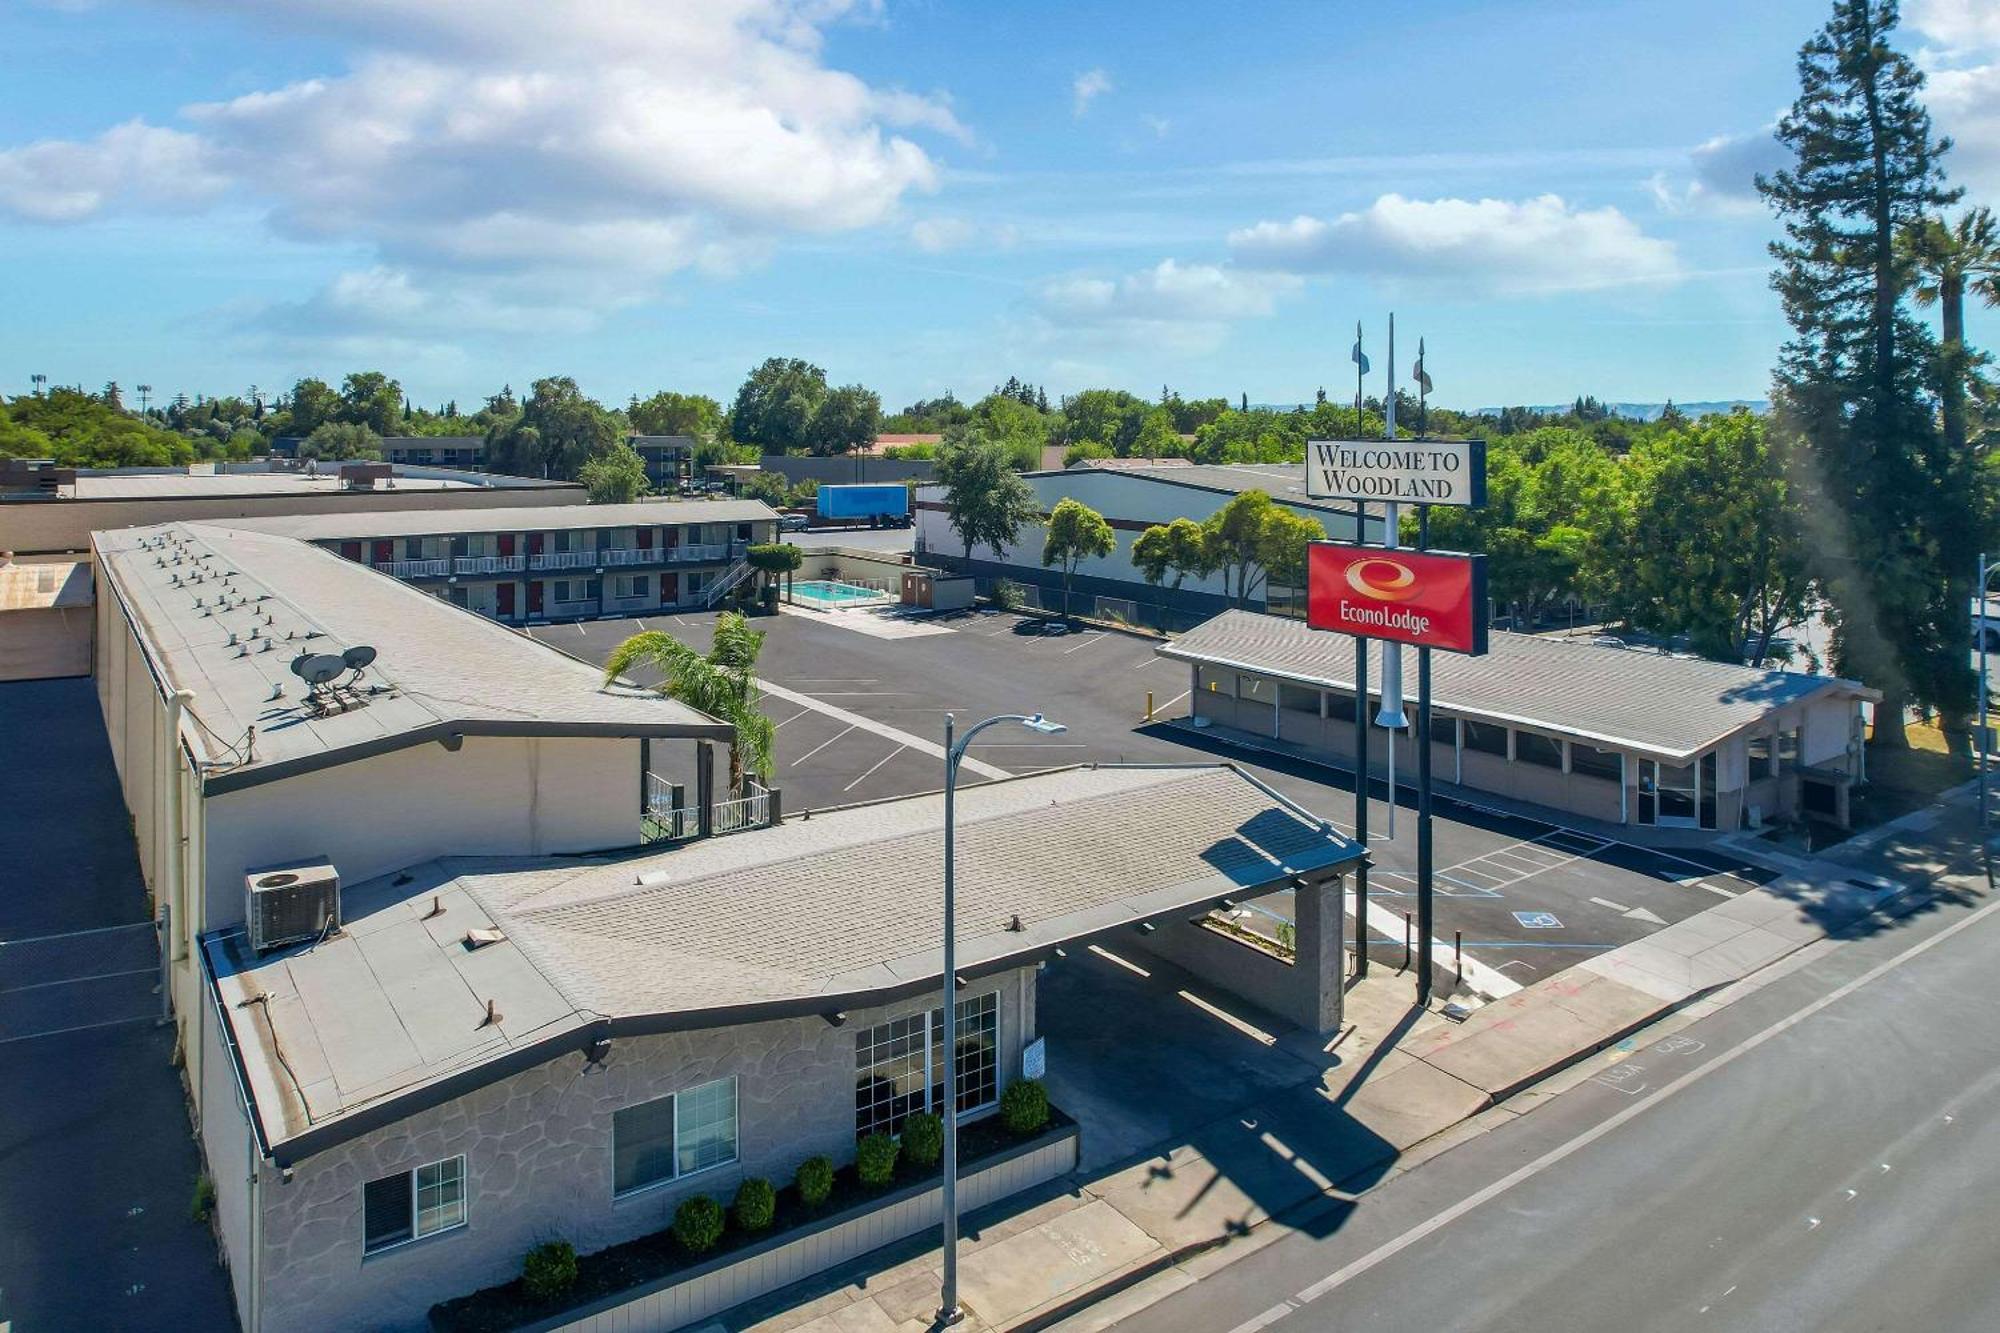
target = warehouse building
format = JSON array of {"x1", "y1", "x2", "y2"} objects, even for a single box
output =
[
  {"x1": 914, "y1": 460, "x2": 1381, "y2": 629},
  {"x1": 1160, "y1": 609, "x2": 1878, "y2": 834}
]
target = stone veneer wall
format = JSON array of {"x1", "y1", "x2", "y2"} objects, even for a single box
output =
[{"x1": 253, "y1": 968, "x2": 1035, "y2": 1333}]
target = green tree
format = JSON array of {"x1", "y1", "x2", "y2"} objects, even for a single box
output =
[
  {"x1": 1132, "y1": 517, "x2": 1213, "y2": 619},
  {"x1": 1199, "y1": 491, "x2": 1323, "y2": 607},
  {"x1": 487, "y1": 377, "x2": 621, "y2": 480},
  {"x1": 745, "y1": 541, "x2": 804, "y2": 599},
  {"x1": 338, "y1": 371, "x2": 403, "y2": 435},
  {"x1": 1042, "y1": 497, "x2": 1115, "y2": 621},
  {"x1": 288, "y1": 377, "x2": 341, "y2": 435},
  {"x1": 1054, "y1": 389, "x2": 1152, "y2": 456},
  {"x1": 1900, "y1": 207, "x2": 2000, "y2": 459},
  {"x1": 578, "y1": 440, "x2": 650, "y2": 503},
  {"x1": 1758, "y1": 0, "x2": 1969, "y2": 745},
  {"x1": 630, "y1": 390, "x2": 723, "y2": 441},
  {"x1": 731, "y1": 358, "x2": 829, "y2": 453},
  {"x1": 297, "y1": 421, "x2": 381, "y2": 461},
  {"x1": 1607, "y1": 413, "x2": 1815, "y2": 663},
  {"x1": 806, "y1": 383, "x2": 882, "y2": 456},
  {"x1": 603, "y1": 613, "x2": 775, "y2": 792},
  {"x1": 0, "y1": 389, "x2": 192, "y2": 467},
  {"x1": 935, "y1": 430, "x2": 1039, "y2": 563}
]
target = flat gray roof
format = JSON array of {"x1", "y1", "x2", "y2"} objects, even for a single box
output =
[
  {"x1": 58, "y1": 471, "x2": 490, "y2": 499},
  {"x1": 1159, "y1": 609, "x2": 1876, "y2": 762},
  {"x1": 212, "y1": 497, "x2": 778, "y2": 543},
  {"x1": 204, "y1": 763, "x2": 1360, "y2": 1162},
  {"x1": 1027, "y1": 460, "x2": 1366, "y2": 518},
  {"x1": 96, "y1": 521, "x2": 729, "y2": 792}
]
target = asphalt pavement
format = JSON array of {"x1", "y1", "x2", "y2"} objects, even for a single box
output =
[
  {"x1": 1103, "y1": 850, "x2": 2000, "y2": 1333},
  {"x1": 536, "y1": 606, "x2": 1781, "y2": 998}
]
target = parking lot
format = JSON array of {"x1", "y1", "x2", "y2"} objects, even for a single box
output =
[{"x1": 533, "y1": 605, "x2": 1779, "y2": 1001}]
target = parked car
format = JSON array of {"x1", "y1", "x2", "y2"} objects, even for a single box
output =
[{"x1": 779, "y1": 514, "x2": 810, "y2": 532}]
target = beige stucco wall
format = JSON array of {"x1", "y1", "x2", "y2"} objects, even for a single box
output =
[
  {"x1": 252, "y1": 968, "x2": 1036, "y2": 1333},
  {"x1": 200, "y1": 734, "x2": 643, "y2": 930},
  {"x1": 0, "y1": 605, "x2": 92, "y2": 679}
]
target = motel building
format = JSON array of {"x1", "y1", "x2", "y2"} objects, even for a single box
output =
[
  {"x1": 221, "y1": 498, "x2": 779, "y2": 623},
  {"x1": 91, "y1": 513, "x2": 1364, "y2": 1332},
  {"x1": 1160, "y1": 609, "x2": 1880, "y2": 834}
]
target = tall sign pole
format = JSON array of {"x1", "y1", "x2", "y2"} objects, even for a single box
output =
[
  {"x1": 1377, "y1": 315, "x2": 1405, "y2": 843},
  {"x1": 1307, "y1": 385, "x2": 1486, "y2": 1009}
]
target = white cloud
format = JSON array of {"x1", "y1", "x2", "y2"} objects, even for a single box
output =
[
  {"x1": 0, "y1": 119, "x2": 226, "y2": 222},
  {"x1": 0, "y1": 0, "x2": 961, "y2": 337},
  {"x1": 1646, "y1": 125, "x2": 1786, "y2": 215},
  {"x1": 1228, "y1": 194, "x2": 1681, "y2": 295},
  {"x1": 1909, "y1": 0, "x2": 2000, "y2": 202},
  {"x1": 1035, "y1": 258, "x2": 1297, "y2": 355},
  {"x1": 1140, "y1": 114, "x2": 1171, "y2": 139},
  {"x1": 908, "y1": 216, "x2": 1019, "y2": 254},
  {"x1": 1072, "y1": 68, "x2": 1112, "y2": 117},
  {"x1": 1910, "y1": 0, "x2": 2000, "y2": 56}
]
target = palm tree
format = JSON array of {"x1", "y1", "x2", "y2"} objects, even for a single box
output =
[
  {"x1": 1902, "y1": 207, "x2": 2000, "y2": 455},
  {"x1": 603, "y1": 612, "x2": 775, "y2": 792}
]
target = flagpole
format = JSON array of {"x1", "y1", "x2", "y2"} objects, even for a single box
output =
[{"x1": 1354, "y1": 320, "x2": 1364, "y2": 440}]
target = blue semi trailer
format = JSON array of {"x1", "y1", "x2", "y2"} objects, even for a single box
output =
[{"x1": 815, "y1": 483, "x2": 911, "y2": 527}]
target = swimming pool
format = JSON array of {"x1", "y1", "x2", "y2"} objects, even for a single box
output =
[{"x1": 792, "y1": 579, "x2": 893, "y2": 607}]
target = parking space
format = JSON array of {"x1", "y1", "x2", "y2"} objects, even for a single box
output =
[{"x1": 544, "y1": 606, "x2": 1786, "y2": 999}]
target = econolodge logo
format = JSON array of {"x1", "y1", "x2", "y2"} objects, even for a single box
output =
[{"x1": 1344, "y1": 557, "x2": 1421, "y2": 603}]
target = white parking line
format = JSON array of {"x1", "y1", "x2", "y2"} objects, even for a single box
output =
[
  {"x1": 843, "y1": 744, "x2": 907, "y2": 792},
  {"x1": 1156, "y1": 688, "x2": 1192, "y2": 714},
  {"x1": 1349, "y1": 889, "x2": 1521, "y2": 1000},
  {"x1": 757, "y1": 678, "x2": 1010, "y2": 779},
  {"x1": 790, "y1": 723, "x2": 857, "y2": 767},
  {"x1": 1062, "y1": 632, "x2": 1107, "y2": 653},
  {"x1": 771, "y1": 708, "x2": 812, "y2": 730}
]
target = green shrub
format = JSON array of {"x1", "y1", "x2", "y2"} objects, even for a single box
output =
[
  {"x1": 899, "y1": 1112, "x2": 944, "y2": 1170},
  {"x1": 989, "y1": 580, "x2": 1025, "y2": 611},
  {"x1": 796, "y1": 1155, "x2": 834, "y2": 1208},
  {"x1": 1000, "y1": 1079, "x2": 1050, "y2": 1136},
  {"x1": 189, "y1": 1174, "x2": 215, "y2": 1223},
  {"x1": 521, "y1": 1240, "x2": 578, "y2": 1301},
  {"x1": 671, "y1": 1195, "x2": 725, "y2": 1254},
  {"x1": 855, "y1": 1132, "x2": 900, "y2": 1188},
  {"x1": 732, "y1": 1177, "x2": 776, "y2": 1232}
]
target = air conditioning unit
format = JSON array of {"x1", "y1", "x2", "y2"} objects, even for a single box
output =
[{"x1": 245, "y1": 857, "x2": 341, "y2": 953}]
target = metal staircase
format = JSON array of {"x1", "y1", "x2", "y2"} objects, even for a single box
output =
[{"x1": 704, "y1": 558, "x2": 757, "y2": 608}]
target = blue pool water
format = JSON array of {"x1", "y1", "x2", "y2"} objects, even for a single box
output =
[{"x1": 792, "y1": 579, "x2": 891, "y2": 606}]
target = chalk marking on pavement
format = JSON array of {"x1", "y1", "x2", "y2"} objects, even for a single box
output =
[
  {"x1": 757, "y1": 678, "x2": 1010, "y2": 779},
  {"x1": 1286, "y1": 886, "x2": 2000, "y2": 1313},
  {"x1": 843, "y1": 744, "x2": 906, "y2": 793},
  {"x1": 790, "y1": 724, "x2": 857, "y2": 767}
]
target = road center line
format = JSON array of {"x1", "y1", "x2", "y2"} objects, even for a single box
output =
[
  {"x1": 1288, "y1": 886, "x2": 2000, "y2": 1312},
  {"x1": 757, "y1": 678, "x2": 1010, "y2": 779}
]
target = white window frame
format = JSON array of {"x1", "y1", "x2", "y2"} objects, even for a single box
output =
[
  {"x1": 854, "y1": 991, "x2": 1001, "y2": 1139},
  {"x1": 610, "y1": 1075, "x2": 740, "y2": 1201},
  {"x1": 362, "y1": 1154, "x2": 467, "y2": 1256}
]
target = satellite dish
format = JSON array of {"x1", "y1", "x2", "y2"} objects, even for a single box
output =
[
  {"x1": 342, "y1": 645, "x2": 377, "y2": 672},
  {"x1": 298, "y1": 654, "x2": 347, "y2": 687},
  {"x1": 289, "y1": 652, "x2": 316, "y2": 679}
]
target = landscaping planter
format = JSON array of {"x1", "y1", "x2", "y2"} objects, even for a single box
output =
[{"x1": 432, "y1": 1113, "x2": 1078, "y2": 1333}]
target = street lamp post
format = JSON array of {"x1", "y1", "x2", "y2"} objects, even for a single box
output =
[
  {"x1": 1980, "y1": 555, "x2": 1996, "y2": 835},
  {"x1": 937, "y1": 711, "x2": 1065, "y2": 1328}
]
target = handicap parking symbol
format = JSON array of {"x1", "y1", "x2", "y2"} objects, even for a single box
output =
[{"x1": 1512, "y1": 910, "x2": 1564, "y2": 930}]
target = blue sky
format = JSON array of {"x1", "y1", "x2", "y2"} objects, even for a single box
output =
[{"x1": 3, "y1": 0, "x2": 1995, "y2": 413}]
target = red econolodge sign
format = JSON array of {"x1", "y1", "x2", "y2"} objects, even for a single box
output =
[{"x1": 1306, "y1": 541, "x2": 1488, "y2": 655}]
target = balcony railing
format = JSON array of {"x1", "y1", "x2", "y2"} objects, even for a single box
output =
[
  {"x1": 643, "y1": 773, "x2": 775, "y2": 843},
  {"x1": 529, "y1": 549, "x2": 598, "y2": 571},
  {"x1": 601, "y1": 547, "x2": 656, "y2": 566},
  {"x1": 454, "y1": 554, "x2": 527, "y2": 575},
  {"x1": 383, "y1": 558, "x2": 451, "y2": 577},
  {"x1": 665, "y1": 542, "x2": 732, "y2": 564}
]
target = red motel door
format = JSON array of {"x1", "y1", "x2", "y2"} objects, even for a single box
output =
[
  {"x1": 497, "y1": 533, "x2": 516, "y2": 557},
  {"x1": 371, "y1": 540, "x2": 393, "y2": 565},
  {"x1": 527, "y1": 581, "x2": 544, "y2": 615},
  {"x1": 496, "y1": 584, "x2": 515, "y2": 618},
  {"x1": 637, "y1": 527, "x2": 655, "y2": 550}
]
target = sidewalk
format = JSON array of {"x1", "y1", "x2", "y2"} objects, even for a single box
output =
[{"x1": 703, "y1": 790, "x2": 1986, "y2": 1333}]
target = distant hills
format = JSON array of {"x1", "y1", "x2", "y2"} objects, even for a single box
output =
[{"x1": 1471, "y1": 400, "x2": 1771, "y2": 421}]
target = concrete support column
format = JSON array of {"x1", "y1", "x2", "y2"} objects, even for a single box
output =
[
  {"x1": 1292, "y1": 874, "x2": 1345, "y2": 1036},
  {"x1": 696, "y1": 740, "x2": 715, "y2": 839}
]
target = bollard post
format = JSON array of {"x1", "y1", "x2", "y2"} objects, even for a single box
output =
[
  {"x1": 1403, "y1": 912, "x2": 1413, "y2": 972},
  {"x1": 1145, "y1": 690, "x2": 1154, "y2": 722},
  {"x1": 1455, "y1": 930, "x2": 1463, "y2": 984}
]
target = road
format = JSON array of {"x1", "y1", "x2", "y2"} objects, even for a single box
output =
[{"x1": 1107, "y1": 857, "x2": 2000, "y2": 1333}]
